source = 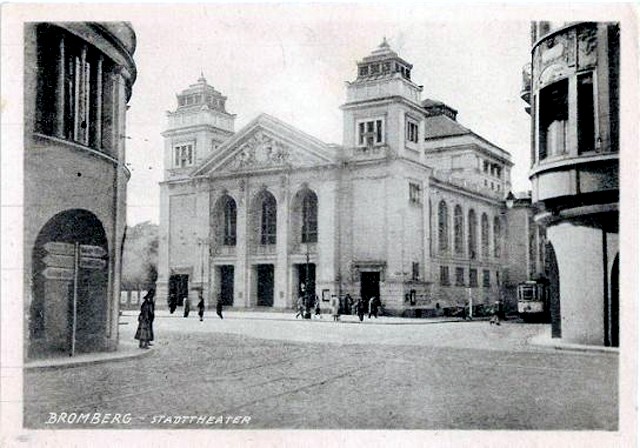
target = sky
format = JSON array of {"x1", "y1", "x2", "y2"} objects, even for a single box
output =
[{"x1": 123, "y1": 5, "x2": 533, "y2": 225}]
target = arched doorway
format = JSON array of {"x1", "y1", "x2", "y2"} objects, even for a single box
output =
[
  {"x1": 608, "y1": 254, "x2": 619, "y2": 347},
  {"x1": 30, "y1": 209, "x2": 109, "y2": 357},
  {"x1": 545, "y1": 242, "x2": 561, "y2": 338}
]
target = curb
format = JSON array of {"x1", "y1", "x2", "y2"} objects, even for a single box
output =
[
  {"x1": 528, "y1": 334, "x2": 619, "y2": 354},
  {"x1": 24, "y1": 344, "x2": 154, "y2": 371}
]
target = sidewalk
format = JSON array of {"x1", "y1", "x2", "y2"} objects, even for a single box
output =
[
  {"x1": 123, "y1": 308, "x2": 478, "y2": 325},
  {"x1": 24, "y1": 340, "x2": 154, "y2": 371},
  {"x1": 528, "y1": 326, "x2": 619, "y2": 354}
]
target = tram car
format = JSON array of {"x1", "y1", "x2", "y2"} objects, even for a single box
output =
[{"x1": 517, "y1": 280, "x2": 549, "y2": 322}]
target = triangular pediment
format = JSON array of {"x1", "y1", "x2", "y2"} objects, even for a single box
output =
[{"x1": 192, "y1": 113, "x2": 337, "y2": 177}]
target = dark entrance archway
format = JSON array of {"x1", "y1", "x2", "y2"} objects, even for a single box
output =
[
  {"x1": 360, "y1": 272, "x2": 380, "y2": 302},
  {"x1": 256, "y1": 264, "x2": 274, "y2": 307},
  {"x1": 219, "y1": 265, "x2": 234, "y2": 306},
  {"x1": 30, "y1": 209, "x2": 108, "y2": 358},
  {"x1": 545, "y1": 242, "x2": 561, "y2": 338}
]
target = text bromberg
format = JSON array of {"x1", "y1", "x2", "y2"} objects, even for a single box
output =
[{"x1": 45, "y1": 412, "x2": 132, "y2": 425}]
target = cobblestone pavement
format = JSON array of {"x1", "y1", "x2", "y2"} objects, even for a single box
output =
[{"x1": 24, "y1": 313, "x2": 618, "y2": 430}]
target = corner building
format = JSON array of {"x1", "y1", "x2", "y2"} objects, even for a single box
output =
[
  {"x1": 522, "y1": 22, "x2": 619, "y2": 346},
  {"x1": 158, "y1": 40, "x2": 527, "y2": 316},
  {"x1": 24, "y1": 23, "x2": 137, "y2": 358}
]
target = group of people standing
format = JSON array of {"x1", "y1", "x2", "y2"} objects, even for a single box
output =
[
  {"x1": 135, "y1": 290, "x2": 225, "y2": 349},
  {"x1": 303, "y1": 293, "x2": 381, "y2": 322}
]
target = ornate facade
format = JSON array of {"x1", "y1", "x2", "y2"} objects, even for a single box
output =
[
  {"x1": 158, "y1": 40, "x2": 531, "y2": 316},
  {"x1": 24, "y1": 23, "x2": 137, "y2": 358},
  {"x1": 522, "y1": 22, "x2": 619, "y2": 346}
]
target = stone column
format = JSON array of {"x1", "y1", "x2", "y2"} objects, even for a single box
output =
[
  {"x1": 274, "y1": 175, "x2": 290, "y2": 308},
  {"x1": 235, "y1": 179, "x2": 249, "y2": 307}
]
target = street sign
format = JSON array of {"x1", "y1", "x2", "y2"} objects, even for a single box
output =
[
  {"x1": 80, "y1": 245, "x2": 107, "y2": 258},
  {"x1": 43, "y1": 254, "x2": 75, "y2": 269},
  {"x1": 42, "y1": 267, "x2": 74, "y2": 281},
  {"x1": 79, "y1": 257, "x2": 107, "y2": 270},
  {"x1": 43, "y1": 241, "x2": 75, "y2": 256}
]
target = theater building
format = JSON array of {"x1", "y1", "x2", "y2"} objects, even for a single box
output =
[
  {"x1": 158, "y1": 40, "x2": 531, "y2": 315},
  {"x1": 24, "y1": 22, "x2": 137, "y2": 358},
  {"x1": 521, "y1": 22, "x2": 619, "y2": 346}
]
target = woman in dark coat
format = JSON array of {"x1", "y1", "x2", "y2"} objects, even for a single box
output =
[
  {"x1": 135, "y1": 293, "x2": 154, "y2": 349},
  {"x1": 197, "y1": 292, "x2": 205, "y2": 321}
]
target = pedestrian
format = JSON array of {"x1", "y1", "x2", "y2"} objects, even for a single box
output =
[
  {"x1": 134, "y1": 292, "x2": 154, "y2": 349},
  {"x1": 330, "y1": 294, "x2": 340, "y2": 322},
  {"x1": 183, "y1": 296, "x2": 191, "y2": 318},
  {"x1": 369, "y1": 296, "x2": 380, "y2": 318},
  {"x1": 344, "y1": 294, "x2": 353, "y2": 316},
  {"x1": 490, "y1": 301, "x2": 501, "y2": 326},
  {"x1": 168, "y1": 293, "x2": 177, "y2": 314},
  {"x1": 295, "y1": 295, "x2": 305, "y2": 319},
  {"x1": 356, "y1": 297, "x2": 365, "y2": 322},
  {"x1": 197, "y1": 292, "x2": 205, "y2": 321},
  {"x1": 147, "y1": 289, "x2": 156, "y2": 345},
  {"x1": 367, "y1": 297, "x2": 375, "y2": 319},
  {"x1": 314, "y1": 294, "x2": 322, "y2": 319},
  {"x1": 216, "y1": 297, "x2": 224, "y2": 319}
]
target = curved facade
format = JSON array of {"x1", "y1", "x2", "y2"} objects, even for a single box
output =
[
  {"x1": 24, "y1": 22, "x2": 137, "y2": 358},
  {"x1": 523, "y1": 22, "x2": 619, "y2": 346}
]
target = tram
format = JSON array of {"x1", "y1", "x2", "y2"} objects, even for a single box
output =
[{"x1": 517, "y1": 280, "x2": 549, "y2": 322}]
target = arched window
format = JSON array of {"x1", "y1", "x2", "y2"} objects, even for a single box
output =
[
  {"x1": 454, "y1": 205, "x2": 464, "y2": 255},
  {"x1": 438, "y1": 200, "x2": 448, "y2": 253},
  {"x1": 494, "y1": 216, "x2": 501, "y2": 258},
  {"x1": 260, "y1": 192, "x2": 277, "y2": 245},
  {"x1": 301, "y1": 191, "x2": 318, "y2": 243},
  {"x1": 222, "y1": 196, "x2": 237, "y2": 246},
  {"x1": 468, "y1": 209, "x2": 477, "y2": 260},
  {"x1": 481, "y1": 213, "x2": 490, "y2": 258}
]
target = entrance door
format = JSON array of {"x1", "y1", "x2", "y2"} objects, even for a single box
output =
[
  {"x1": 256, "y1": 264, "x2": 274, "y2": 307},
  {"x1": 360, "y1": 272, "x2": 380, "y2": 302},
  {"x1": 219, "y1": 265, "x2": 234, "y2": 306},
  {"x1": 169, "y1": 274, "x2": 189, "y2": 307}
]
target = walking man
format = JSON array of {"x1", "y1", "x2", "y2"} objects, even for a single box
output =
[
  {"x1": 216, "y1": 297, "x2": 224, "y2": 319},
  {"x1": 183, "y1": 296, "x2": 191, "y2": 318},
  {"x1": 197, "y1": 292, "x2": 205, "y2": 321}
]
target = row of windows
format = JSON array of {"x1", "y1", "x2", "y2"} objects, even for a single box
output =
[
  {"x1": 536, "y1": 71, "x2": 602, "y2": 162},
  {"x1": 440, "y1": 266, "x2": 498, "y2": 288},
  {"x1": 356, "y1": 117, "x2": 421, "y2": 148},
  {"x1": 437, "y1": 201, "x2": 501, "y2": 259},
  {"x1": 178, "y1": 93, "x2": 225, "y2": 109},
  {"x1": 482, "y1": 161, "x2": 502, "y2": 178},
  {"x1": 215, "y1": 190, "x2": 318, "y2": 247},
  {"x1": 358, "y1": 61, "x2": 411, "y2": 80},
  {"x1": 35, "y1": 24, "x2": 119, "y2": 153}
]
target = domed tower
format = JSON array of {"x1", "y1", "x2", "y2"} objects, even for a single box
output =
[
  {"x1": 341, "y1": 38, "x2": 425, "y2": 161},
  {"x1": 162, "y1": 75, "x2": 236, "y2": 180}
]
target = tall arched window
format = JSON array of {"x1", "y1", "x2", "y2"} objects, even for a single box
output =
[
  {"x1": 301, "y1": 191, "x2": 318, "y2": 243},
  {"x1": 493, "y1": 216, "x2": 501, "y2": 258},
  {"x1": 481, "y1": 213, "x2": 490, "y2": 258},
  {"x1": 438, "y1": 200, "x2": 448, "y2": 253},
  {"x1": 222, "y1": 196, "x2": 237, "y2": 246},
  {"x1": 468, "y1": 209, "x2": 477, "y2": 259},
  {"x1": 454, "y1": 205, "x2": 464, "y2": 255},
  {"x1": 260, "y1": 192, "x2": 277, "y2": 245}
]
